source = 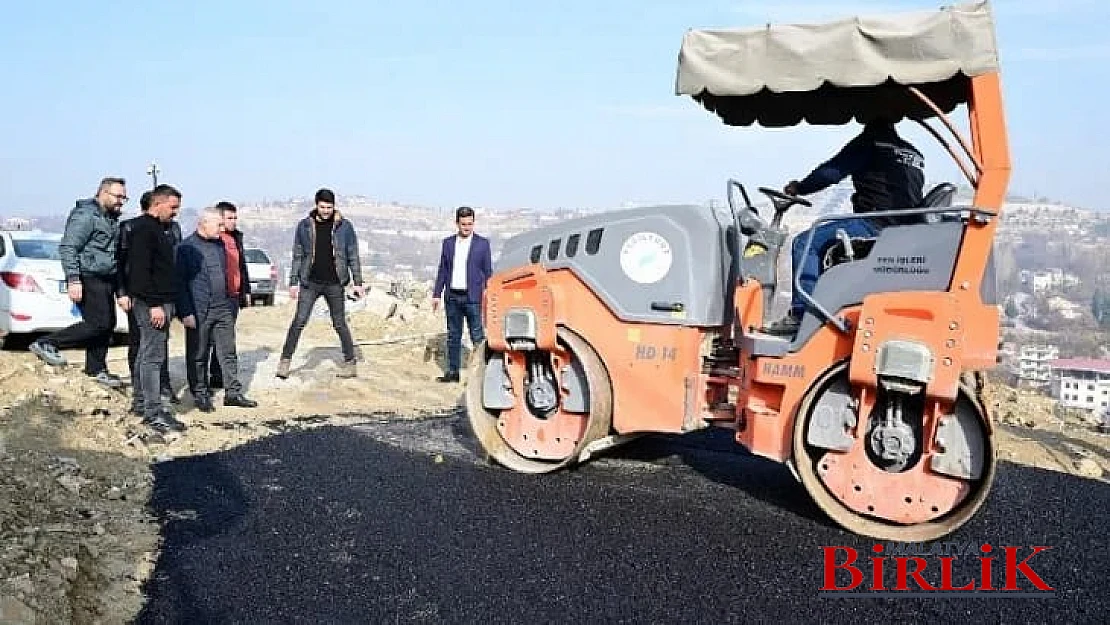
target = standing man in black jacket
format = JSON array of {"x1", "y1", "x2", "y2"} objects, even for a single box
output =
[
  {"x1": 117, "y1": 190, "x2": 181, "y2": 413},
  {"x1": 207, "y1": 201, "x2": 250, "y2": 390},
  {"x1": 127, "y1": 184, "x2": 186, "y2": 433},
  {"x1": 276, "y1": 188, "x2": 364, "y2": 380}
]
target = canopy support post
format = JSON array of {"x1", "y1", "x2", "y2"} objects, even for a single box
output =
[
  {"x1": 908, "y1": 85, "x2": 984, "y2": 178},
  {"x1": 911, "y1": 117, "x2": 977, "y2": 187}
]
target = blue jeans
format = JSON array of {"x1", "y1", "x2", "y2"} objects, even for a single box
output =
[
  {"x1": 445, "y1": 290, "x2": 484, "y2": 373},
  {"x1": 789, "y1": 217, "x2": 879, "y2": 318}
]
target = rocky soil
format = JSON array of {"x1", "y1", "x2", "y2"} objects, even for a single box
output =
[
  {"x1": 0, "y1": 289, "x2": 1106, "y2": 623},
  {"x1": 0, "y1": 289, "x2": 464, "y2": 624},
  {"x1": 983, "y1": 379, "x2": 1109, "y2": 479}
]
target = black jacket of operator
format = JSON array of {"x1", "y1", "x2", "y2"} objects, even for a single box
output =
[{"x1": 793, "y1": 121, "x2": 926, "y2": 226}]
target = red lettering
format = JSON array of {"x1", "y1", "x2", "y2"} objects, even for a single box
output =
[
  {"x1": 1004, "y1": 546, "x2": 1054, "y2": 591},
  {"x1": 894, "y1": 557, "x2": 937, "y2": 591},
  {"x1": 821, "y1": 547, "x2": 863, "y2": 590},
  {"x1": 938, "y1": 557, "x2": 975, "y2": 591},
  {"x1": 870, "y1": 544, "x2": 885, "y2": 590},
  {"x1": 979, "y1": 543, "x2": 995, "y2": 590}
]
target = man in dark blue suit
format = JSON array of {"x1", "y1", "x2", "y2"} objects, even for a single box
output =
[{"x1": 432, "y1": 206, "x2": 493, "y2": 382}]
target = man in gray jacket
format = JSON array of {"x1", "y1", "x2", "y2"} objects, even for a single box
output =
[
  {"x1": 176, "y1": 207, "x2": 258, "y2": 411},
  {"x1": 276, "y1": 188, "x2": 364, "y2": 379},
  {"x1": 30, "y1": 177, "x2": 127, "y2": 388}
]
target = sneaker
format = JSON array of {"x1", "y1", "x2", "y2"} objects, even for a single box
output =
[
  {"x1": 90, "y1": 371, "x2": 123, "y2": 389},
  {"x1": 437, "y1": 371, "x2": 460, "y2": 383},
  {"x1": 144, "y1": 410, "x2": 186, "y2": 433},
  {"x1": 336, "y1": 360, "x2": 357, "y2": 379},
  {"x1": 275, "y1": 358, "x2": 291, "y2": 379},
  {"x1": 29, "y1": 340, "x2": 66, "y2": 367},
  {"x1": 224, "y1": 394, "x2": 258, "y2": 408}
]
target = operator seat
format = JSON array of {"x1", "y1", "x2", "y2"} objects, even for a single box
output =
[
  {"x1": 819, "y1": 182, "x2": 959, "y2": 270},
  {"x1": 920, "y1": 182, "x2": 960, "y2": 223},
  {"x1": 920, "y1": 182, "x2": 958, "y2": 208}
]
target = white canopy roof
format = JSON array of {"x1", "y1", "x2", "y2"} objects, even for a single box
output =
[{"x1": 674, "y1": 1, "x2": 1001, "y2": 126}]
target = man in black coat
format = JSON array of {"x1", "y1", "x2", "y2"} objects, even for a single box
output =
[
  {"x1": 117, "y1": 190, "x2": 181, "y2": 412},
  {"x1": 126, "y1": 184, "x2": 186, "y2": 433},
  {"x1": 176, "y1": 207, "x2": 258, "y2": 411}
]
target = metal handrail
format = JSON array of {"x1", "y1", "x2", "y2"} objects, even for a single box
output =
[{"x1": 791, "y1": 205, "x2": 997, "y2": 333}]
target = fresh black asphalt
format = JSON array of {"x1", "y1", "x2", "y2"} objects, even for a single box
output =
[{"x1": 136, "y1": 414, "x2": 1107, "y2": 624}]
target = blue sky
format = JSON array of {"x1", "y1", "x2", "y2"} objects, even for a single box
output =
[{"x1": 1, "y1": 0, "x2": 1107, "y2": 216}]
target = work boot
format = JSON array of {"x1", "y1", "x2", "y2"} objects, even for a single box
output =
[
  {"x1": 762, "y1": 313, "x2": 801, "y2": 337},
  {"x1": 337, "y1": 359, "x2": 357, "y2": 379},
  {"x1": 275, "y1": 358, "x2": 291, "y2": 379}
]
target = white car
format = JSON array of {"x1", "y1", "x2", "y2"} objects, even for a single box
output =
[
  {"x1": 0, "y1": 229, "x2": 128, "y2": 347},
  {"x1": 243, "y1": 247, "x2": 276, "y2": 306}
]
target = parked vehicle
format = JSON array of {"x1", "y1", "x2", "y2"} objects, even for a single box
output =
[
  {"x1": 243, "y1": 247, "x2": 276, "y2": 306},
  {"x1": 0, "y1": 229, "x2": 128, "y2": 347}
]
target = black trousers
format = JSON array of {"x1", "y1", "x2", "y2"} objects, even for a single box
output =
[
  {"x1": 280, "y1": 281, "x2": 355, "y2": 362},
  {"x1": 42, "y1": 273, "x2": 117, "y2": 376}
]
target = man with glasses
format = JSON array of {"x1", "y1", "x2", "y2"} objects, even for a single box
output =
[{"x1": 30, "y1": 177, "x2": 128, "y2": 388}]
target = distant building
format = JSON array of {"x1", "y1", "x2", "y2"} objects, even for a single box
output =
[
  {"x1": 1017, "y1": 344, "x2": 1059, "y2": 387},
  {"x1": 1, "y1": 217, "x2": 33, "y2": 230},
  {"x1": 1046, "y1": 296, "x2": 1085, "y2": 320},
  {"x1": 1020, "y1": 269, "x2": 1080, "y2": 294},
  {"x1": 1049, "y1": 358, "x2": 1110, "y2": 414}
]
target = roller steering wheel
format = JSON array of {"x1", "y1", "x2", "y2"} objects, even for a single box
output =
[{"x1": 758, "y1": 187, "x2": 813, "y2": 208}]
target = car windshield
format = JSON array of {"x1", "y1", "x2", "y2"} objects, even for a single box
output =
[
  {"x1": 244, "y1": 249, "x2": 270, "y2": 264},
  {"x1": 13, "y1": 239, "x2": 62, "y2": 260}
]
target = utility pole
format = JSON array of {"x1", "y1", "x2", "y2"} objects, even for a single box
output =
[{"x1": 146, "y1": 161, "x2": 160, "y2": 188}]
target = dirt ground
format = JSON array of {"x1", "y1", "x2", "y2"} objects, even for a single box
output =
[
  {"x1": 0, "y1": 291, "x2": 466, "y2": 624},
  {"x1": 1, "y1": 293, "x2": 1107, "y2": 623}
]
